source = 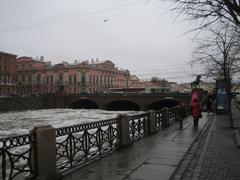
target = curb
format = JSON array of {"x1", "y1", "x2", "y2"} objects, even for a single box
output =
[{"x1": 234, "y1": 130, "x2": 240, "y2": 148}]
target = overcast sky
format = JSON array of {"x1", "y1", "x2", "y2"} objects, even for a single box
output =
[{"x1": 0, "y1": 0, "x2": 206, "y2": 83}]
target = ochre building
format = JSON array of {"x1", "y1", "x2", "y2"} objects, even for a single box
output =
[{"x1": 0, "y1": 51, "x2": 17, "y2": 96}]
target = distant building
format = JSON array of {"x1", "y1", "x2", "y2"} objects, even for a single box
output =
[
  {"x1": 129, "y1": 75, "x2": 145, "y2": 89},
  {"x1": 16, "y1": 58, "x2": 130, "y2": 95},
  {"x1": 0, "y1": 51, "x2": 17, "y2": 96},
  {"x1": 16, "y1": 56, "x2": 50, "y2": 95},
  {"x1": 129, "y1": 75, "x2": 170, "y2": 93},
  {"x1": 200, "y1": 81, "x2": 215, "y2": 92},
  {"x1": 177, "y1": 82, "x2": 214, "y2": 93},
  {"x1": 170, "y1": 83, "x2": 191, "y2": 93}
]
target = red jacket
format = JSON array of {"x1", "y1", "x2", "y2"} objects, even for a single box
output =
[{"x1": 191, "y1": 98, "x2": 201, "y2": 118}]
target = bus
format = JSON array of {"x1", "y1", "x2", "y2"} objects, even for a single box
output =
[{"x1": 109, "y1": 88, "x2": 145, "y2": 94}]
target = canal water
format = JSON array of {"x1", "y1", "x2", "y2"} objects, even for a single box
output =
[{"x1": 0, "y1": 109, "x2": 143, "y2": 138}]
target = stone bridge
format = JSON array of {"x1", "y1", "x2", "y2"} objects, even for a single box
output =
[{"x1": 45, "y1": 93, "x2": 191, "y2": 111}]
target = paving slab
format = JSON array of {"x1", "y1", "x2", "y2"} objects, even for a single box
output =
[
  {"x1": 63, "y1": 114, "x2": 210, "y2": 180},
  {"x1": 127, "y1": 164, "x2": 176, "y2": 180}
]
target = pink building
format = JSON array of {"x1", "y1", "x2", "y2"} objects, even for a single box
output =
[{"x1": 16, "y1": 57, "x2": 130, "y2": 95}]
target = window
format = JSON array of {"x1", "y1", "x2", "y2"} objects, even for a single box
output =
[
  {"x1": 90, "y1": 76, "x2": 92, "y2": 84},
  {"x1": 74, "y1": 75, "x2": 77, "y2": 85},
  {"x1": 59, "y1": 74, "x2": 63, "y2": 83},
  {"x1": 69, "y1": 76, "x2": 72, "y2": 85},
  {"x1": 50, "y1": 76, "x2": 53, "y2": 84},
  {"x1": 28, "y1": 75, "x2": 32, "y2": 84},
  {"x1": 82, "y1": 75, "x2": 86, "y2": 85},
  {"x1": 22, "y1": 75, "x2": 25, "y2": 82},
  {"x1": 37, "y1": 74, "x2": 41, "y2": 83}
]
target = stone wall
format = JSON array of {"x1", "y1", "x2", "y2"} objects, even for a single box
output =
[{"x1": 0, "y1": 97, "x2": 46, "y2": 112}]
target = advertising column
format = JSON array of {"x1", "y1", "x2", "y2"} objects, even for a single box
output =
[{"x1": 216, "y1": 79, "x2": 229, "y2": 113}]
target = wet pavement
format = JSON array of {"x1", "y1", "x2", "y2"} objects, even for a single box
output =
[
  {"x1": 63, "y1": 113, "x2": 210, "y2": 180},
  {"x1": 172, "y1": 103, "x2": 240, "y2": 180}
]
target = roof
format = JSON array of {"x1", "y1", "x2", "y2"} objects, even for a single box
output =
[
  {"x1": 0, "y1": 51, "x2": 17, "y2": 57},
  {"x1": 91, "y1": 60, "x2": 114, "y2": 65},
  {"x1": 17, "y1": 56, "x2": 45, "y2": 63}
]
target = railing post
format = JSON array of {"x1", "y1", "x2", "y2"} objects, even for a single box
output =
[
  {"x1": 177, "y1": 106, "x2": 184, "y2": 130},
  {"x1": 1, "y1": 149, "x2": 6, "y2": 180},
  {"x1": 164, "y1": 108, "x2": 170, "y2": 127},
  {"x1": 118, "y1": 114, "x2": 131, "y2": 147},
  {"x1": 148, "y1": 110, "x2": 157, "y2": 134},
  {"x1": 32, "y1": 125, "x2": 60, "y2": 180}
]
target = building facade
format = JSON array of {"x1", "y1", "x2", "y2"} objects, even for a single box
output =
[
  {"x1": 0, "y1": 51, "x2": 17, "y2": 96},
  {"x1": 16, "y1": 58, "x2": 130, "y2": 95}
]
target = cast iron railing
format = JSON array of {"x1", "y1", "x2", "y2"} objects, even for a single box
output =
[
  {"x1": 55, "y1": 117, "x2": 119, "y2": 173},
  {"x1": 129, "y1": 112, "x2": 149, "y2": 142},
  {"x1": 0, "y1": 105, "x2": 188, "y2": 179},
  {"x1": 156, "y1": 109, "x2": 164, "y2": 130},
  {"x1": 0, "y1": 134, "x2": 35, "y2": 180},
  {"x1": 168, "y1": 107, "x2": 178, "y2": 123}
]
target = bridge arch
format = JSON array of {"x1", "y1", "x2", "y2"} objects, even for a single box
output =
[
  {"x1": 148, "y1": 99, "x2": 179, "y2": 110},
  {"x1": 106, "y1": 100, "x2": 140, "y2": 111},
  {"x1": 70, "y1": 99, "x2": 99, "y2": 109}
]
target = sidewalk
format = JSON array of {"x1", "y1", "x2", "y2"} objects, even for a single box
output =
[
  {"x1": 172, "y1": 104, "x2": 240, "y2": 180},
  {"x1": 63, "y1": 114, "x2": 210, "y2": 180}
]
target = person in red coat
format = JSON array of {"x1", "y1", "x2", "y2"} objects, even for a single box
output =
[{"x1": 191, "y1": 92, "x2": 202, "y2": 128}]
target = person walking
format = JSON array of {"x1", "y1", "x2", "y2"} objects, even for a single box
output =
[
  {"x1": 206, "y1": 94, "x2": 213, "y2": 113},
  {"x1": 191, "y1": 92, "x2": 202, "y2": 128}
]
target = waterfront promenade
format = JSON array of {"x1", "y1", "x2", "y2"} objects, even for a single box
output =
[
  {"x1": 63, "y1": 113, "x2": 211, "y2": 180},
  {"x1": 62, "y1": 103, "x2": 240, "y2": 180}
]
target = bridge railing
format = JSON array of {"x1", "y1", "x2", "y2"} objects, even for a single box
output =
[{"x1": 0, "y1": 105, "x2": 189, "y2": 180}]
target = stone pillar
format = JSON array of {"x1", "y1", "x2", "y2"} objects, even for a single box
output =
[
  {"x1": 118, "y1": 114, "x2": 131, "y2": 147},
  {"x1": 177, "y1": 106, "x2": 184, "y2": 130},
  {"x1": 148, "y1": 110, "x2": 157, "y2": 134},
  {"x1": 32, "y1": 125, "x2": 58, "y2": 180},
  {"x1": 162, "y1": 108, "x2": 169, "y2": 128}
]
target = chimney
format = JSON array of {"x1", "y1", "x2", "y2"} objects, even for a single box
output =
[
  {"x1": 91, "y1": 58, "x2": 94, "y2": 63},
  {"x1": 40, "y1": 56, "x2": 44, "y2": 62},
  {"x1": 96, "y1": 58, "x2": 99, "y2": 62}
]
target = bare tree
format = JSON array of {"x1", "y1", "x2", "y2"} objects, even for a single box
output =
[
  {"x1": 192, "y1": 24, "x2": 240, "y2": 124},
  {"x1": 151, "y1": 76, "x2": 159, "y2": 83},
  {"x1": 169, "y1": 0, "x2": 240, "y2": 28}
]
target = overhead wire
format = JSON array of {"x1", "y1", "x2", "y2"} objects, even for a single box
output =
[{"x1": 0, "y1": 0, "x2": 145, "y2": 33}]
